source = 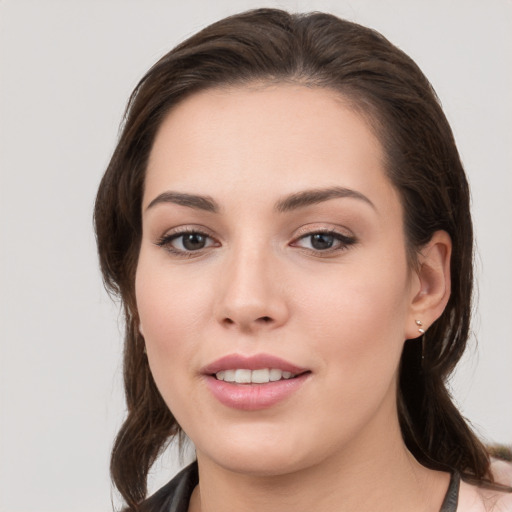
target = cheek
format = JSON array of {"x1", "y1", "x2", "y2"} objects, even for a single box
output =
[
  {"x1": 296, "y1": 257, "x2": 411, "y2": 379},
  {"x1": 135, "y1": 265, "x2": 211, "y2": 423},
  {"x1": 295, "y1": 268, "x2": 409, "y2": 438},
  {"x1": 300, "y1": 260, "x2": 409, "y2": 332},
  {"x1": 136, "y1": 250, "x2": 210, "y2": 337},
  {"x1": 135, "y1": 255, "x2": 212, "y2": 392}
]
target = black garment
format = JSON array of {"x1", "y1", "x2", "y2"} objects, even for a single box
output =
[
  {"x1": 140, "y1": 464, "x2": 198, "y2": 512},
  {"x1": 140, "y1": 462, "x2": 460, "y2": 512},
  {"x1": 440, "y1": 471, "x2": 460, "y2": 512}
]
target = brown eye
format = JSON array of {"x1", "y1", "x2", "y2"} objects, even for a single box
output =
[
  {"x1": 310, "y1": 233, "x2": 335, "y2": 250},
  {"x1": 156, "y1": 230, "x2": 217, "y2": 254},
  {"x1": 292, "y1": 231, "x2": 356, "y2": 253},
  {"x1": 180, "y1": 233, "x2": 208, "y2": 251}
]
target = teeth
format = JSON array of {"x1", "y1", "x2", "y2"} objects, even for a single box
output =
[
  {"x1": 224, "y1": 369, "x2": 235, "y2": 381},
  {"x1": 269, "y1": 368, "x2": 282, "y2": 381},
  {"x1": 251, "y1": 368, "x2": 269, "y2": 383},
  {"x1": 234, "y1": 369, "x2": 252, "y2": 383},
  {"x1": 215, "y1": 368, "x2": 297, "y2": 384}
]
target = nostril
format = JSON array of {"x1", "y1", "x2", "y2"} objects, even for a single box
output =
[{"x1": 220, "y1": 315, "x2": 275, "y2": 328}]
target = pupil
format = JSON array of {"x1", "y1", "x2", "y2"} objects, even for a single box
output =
[
  {"x1": 311, "y1": 233, "x2": 334, "y2": 250},
  {"x1": 183, "y1": 233, "x2": 206, "y2": 250}
]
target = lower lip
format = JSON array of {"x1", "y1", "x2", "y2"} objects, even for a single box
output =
[{"x1": 205, "y1": 374, "x2": 310, "y2": 411}]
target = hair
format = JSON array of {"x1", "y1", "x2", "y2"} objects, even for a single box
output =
[{"x1": 94, "y1": 8, "x2": 492, "y2": 510}]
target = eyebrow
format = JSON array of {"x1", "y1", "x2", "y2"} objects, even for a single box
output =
[
  {"x1": 146, "y1": 191, "x2": 219, "y2": 213},
  {"x1": 145, "y1": 186, "x2": 375, "y2": 215},
  {"x1": 275, "y1": 186, "x2": 376, "y2": 212}
]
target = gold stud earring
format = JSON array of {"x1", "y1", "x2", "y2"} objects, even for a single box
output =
[{"x1": 415, "y1": 319, "x2": 425, "y2": 334}]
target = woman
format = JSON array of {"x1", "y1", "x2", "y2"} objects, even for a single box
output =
[{"x1": 94, "y1": 8, "x2": 512, "y2": 512}]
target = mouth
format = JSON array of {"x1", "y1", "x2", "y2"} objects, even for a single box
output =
[
  {"x1": 214, "y1": 368, "x2": 305, "y2": 384},
  {"x1": 202, "y1": 353, "x2": 309, "y2": 381},
  {"x1": 202, "y1": 354, "x2": 311, "y2": 410}
]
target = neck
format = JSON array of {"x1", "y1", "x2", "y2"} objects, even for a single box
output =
[{"x1": 189, "y1": 414, "x2": 450, "y2": 512}]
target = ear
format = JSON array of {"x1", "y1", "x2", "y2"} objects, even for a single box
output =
[
  {"x1": 405, "y1": 230, "x2": 452, "y2": 339},
  {"x1": 139, "y1": 322, "x2": 145, "y2": 337}
]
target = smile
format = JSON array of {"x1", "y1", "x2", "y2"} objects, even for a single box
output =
[
  {"x1": 202, "y1": 354, "x2": 310, "y2": 410},
  {"x1": 215, "y1": 368, "x2": 297, "y2": 384}
]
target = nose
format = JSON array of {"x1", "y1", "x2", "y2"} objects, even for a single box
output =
[{"x1": 214, "y1": 245, "x2": 289, "y2": 333}]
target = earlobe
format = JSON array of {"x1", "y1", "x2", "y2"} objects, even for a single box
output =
[{"x1": 406, "y1": 230, "x2": 452, "y2": 339}]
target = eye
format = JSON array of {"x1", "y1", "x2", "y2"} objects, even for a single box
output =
[
  {"x1": 156, "y1": 229, "x2": 218, "y2": 255},
  {"x1": 292, "y1": 230, "x2": 356, "y2": 253},
  {"x1": 306, "y1": 233, "x2": 337, "y2": 250}
]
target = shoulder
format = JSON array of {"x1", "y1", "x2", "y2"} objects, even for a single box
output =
[
  {"x1": 458, "y1": 461, "x2": 512, "y2": 512},
  {"x1": 491, "y1": 459, "x2": 512, "y2": 488},
  {"x1": 484, "y1": 460, "x2": 512, "y2": 512},
  {"x1": 458, "y1": 481, "x2": 511, "y2": 512}
]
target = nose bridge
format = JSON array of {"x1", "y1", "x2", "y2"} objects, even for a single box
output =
[{"x1": 216, "y1": 236, "x2": 287, "y2": 330}]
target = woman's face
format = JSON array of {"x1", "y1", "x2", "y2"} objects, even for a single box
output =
[{"x1": 136, "y1": 84, "x2": 422, "y2": 475}]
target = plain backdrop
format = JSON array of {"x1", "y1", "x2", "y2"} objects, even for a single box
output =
[{"x1": 0, "y1": 1, "x2": 511, "y2": 511}]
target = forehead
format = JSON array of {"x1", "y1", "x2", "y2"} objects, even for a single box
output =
[{"x1": 145, "y1": 84, "x2": 397, "y2": 212}]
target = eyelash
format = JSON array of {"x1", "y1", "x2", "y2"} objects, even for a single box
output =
[
  {"x1": 155, "y1": 228, "x2": 357, "y2": 257},
  {"x1": 155, "y1": 228, "x2": 217, "y2": 258},
  {"x1": 291, "y1": 229, "x2": 356, "y2": 255}
]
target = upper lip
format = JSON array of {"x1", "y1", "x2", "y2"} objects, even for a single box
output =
[{"x1": 201, "y1": 353, "x2": 308, "y2": 375}]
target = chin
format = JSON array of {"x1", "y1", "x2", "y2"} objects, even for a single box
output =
[
  {"x1": 208, "y1": 449, "x2": 309, "y2": 477},
  {"x1": 193, "y1": 424, "x2": 328, "y2": 478}
]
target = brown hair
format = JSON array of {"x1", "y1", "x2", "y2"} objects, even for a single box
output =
[{"x1": 94, "y1": 8, "x2": 491, "y2": 509}]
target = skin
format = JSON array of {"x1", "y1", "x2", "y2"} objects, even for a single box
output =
[{"x1": 136, "y1": 84, "x2": 453, "y2": 512}]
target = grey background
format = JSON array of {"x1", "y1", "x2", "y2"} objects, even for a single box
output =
[{"x1": 0, "y1": 1, "x2": 511, "y2": 510}]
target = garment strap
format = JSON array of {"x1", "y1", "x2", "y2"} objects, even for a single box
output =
[{"x1": 440, "y1": 472, "x2": 460, "y2": 512}]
